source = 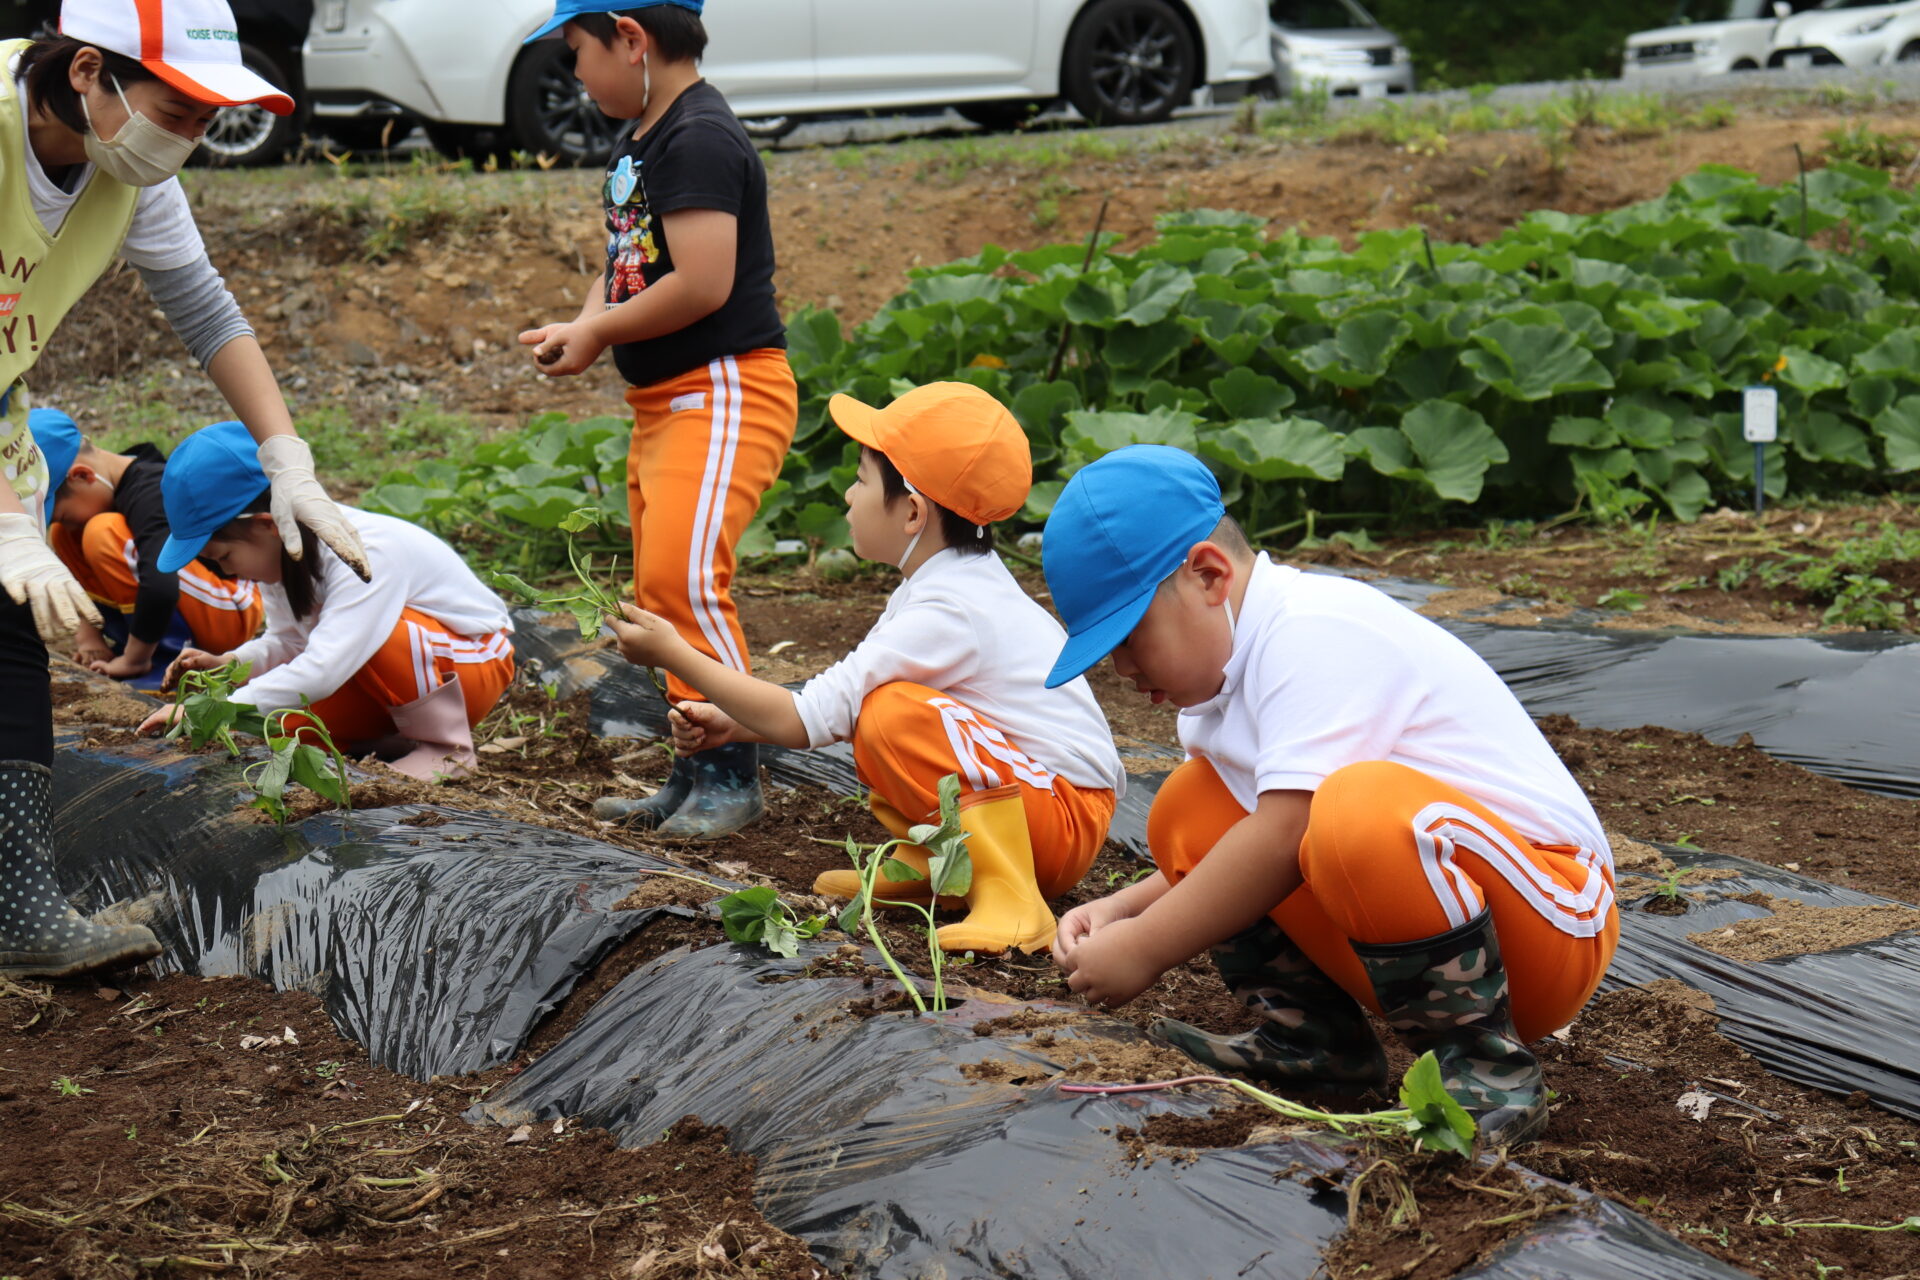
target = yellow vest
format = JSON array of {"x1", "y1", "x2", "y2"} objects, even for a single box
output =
[{"x1": 0, "y1": 38, "x2": 140, "y2": 507}]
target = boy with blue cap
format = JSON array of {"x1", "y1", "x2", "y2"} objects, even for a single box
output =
[
  {"x1": 30, "y1": 408, "x2": 262, "y2": 684},
  {"x1": 134, "y1": 422, "x2": 514, "y2": 781},
  {"x1": 1041, "y1": 445, "x2": 1618, "y2": 1147},
  {"x1": 518, "y1": 1, "x2": 795, "y2": 840}
]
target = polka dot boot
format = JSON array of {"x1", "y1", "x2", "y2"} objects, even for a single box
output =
[{"x1": 0, "y1": 760, "x2": 161, "y2": 979}]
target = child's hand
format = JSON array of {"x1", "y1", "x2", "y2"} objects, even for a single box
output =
[
  {"x1": 161, "y1": 648, "x2": 230, "y2": 693},
  {"x1": 1061, "y1": 917, "x2": 1166, "y2": 1007},
  {"x1": 72, "y1": 638, "x2": 113, "y2": 668},
  {"x1": 92, "y1": 652, "x2": 153, "y2": 680},
  {"x1": 668, "y1": 700, "x2": 737, "y2": 753},
  {"x1": 608, "y1": 602, "x2": 685, "y2": 669},
  {"x1": 518, "y1": 321, "x2": 605, "y2": 377},
  {"x1": 1053, "y1": 894, "x2": 1137, "y2": 967},
  {"x1": 137, "y1": 704, "x2": 184, "y2": 737}
]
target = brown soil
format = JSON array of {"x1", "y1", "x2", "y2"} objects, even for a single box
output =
[
  {"x1": 0, "y1": 969, "x2": 824, "y2": 1280},
  {"x1": 1689, "y1": 894, "x2": 1920, "y2": 963}
]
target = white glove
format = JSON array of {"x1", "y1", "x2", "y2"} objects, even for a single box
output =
[
  {"x1": 0, "y1": 512, "x2": 101, "y2": 644},
  {"x1": 256, "y1": 436, "x2": 371, "y2": 582}
]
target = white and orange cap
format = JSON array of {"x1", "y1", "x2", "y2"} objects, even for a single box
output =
[{"x1": 60, "y1": 0, "x2": 294, "y2": 115}]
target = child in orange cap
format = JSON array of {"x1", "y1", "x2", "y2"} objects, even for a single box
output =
[{"x1": 607, "y1": 382, "x2": 1124, "y2": 954}]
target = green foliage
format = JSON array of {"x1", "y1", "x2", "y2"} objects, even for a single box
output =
[
  {"x1": 362, "y1": 413, "x2": 629, "y2": 576},
  {"x1": 836, "y1": 773, "x2": 972, "y2": 1014},
  {"x1": 375, "y1": 167, "x2": 1920, "y2": 556},
  {"x1": 489, "y1": 508, "x2": 630, "y2": 641},
  {"x1": 1752, "y1": 523, "x2": 1920, "y2": 629},
  {"x1": 1395, "y1": 1051, "x2": 1478, "y2": 1157},
  {"x1": 1824, "y1": 122, "x2": 1917, "y2": 172},
  {"x1": 1361, "y1": 0, "x2": 1671, "y2": 87},
  {"x1": 716, "y1": 884, "x2": 827, "y2": 960},
  {"x1": 166, "y1": 661, "x2": 353, "y2": 823},
  {"x1": 780, "y1": 167, "x2": 1920, "y2": 535}
]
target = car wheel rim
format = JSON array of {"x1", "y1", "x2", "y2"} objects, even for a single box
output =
[
  {"x1": 536, "y1": 57, "x2": 620, "y2": 160},
  {"x1": 1089, "y1": 8, "x2": 1183, "y2": 118},
  {"x1": 202, "y1": 104, "x2": 277, "y2": 160}
]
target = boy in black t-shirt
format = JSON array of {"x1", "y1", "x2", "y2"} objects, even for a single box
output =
[{"x1": 520, "y1": 0, "x2": 796, "y2": 839}]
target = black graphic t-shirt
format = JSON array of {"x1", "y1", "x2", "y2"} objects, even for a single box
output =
[{"x1": 602, "y1": 81, "x2": 784, "y2": 387}]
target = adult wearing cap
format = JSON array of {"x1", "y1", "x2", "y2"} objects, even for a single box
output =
[{"x1": 0, "y1": 0, "x2": 366, "y2": 981}]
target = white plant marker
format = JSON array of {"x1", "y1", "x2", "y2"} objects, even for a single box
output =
[{"x1": 1743, "y1": 385, "x2": 1779, "y2": 516}]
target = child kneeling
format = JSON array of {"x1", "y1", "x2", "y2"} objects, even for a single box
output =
[
  {"x1": 609, "y1": 383, "x2": 1124, "y2": 953},
  {"x1": 32, "y1": 409, "x2": 263, "y2": 684},
  {"x1": 1042, "y1": 446, "x2": 1617, "y2": 1146},
  {"x1": 136, "y1": 422, "x2": 514, "y2": 780}
]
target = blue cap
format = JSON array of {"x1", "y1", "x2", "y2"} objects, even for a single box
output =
[
  {"x1": 1042, "y1": 445, "x2": 1227, "y2": 689},
  {"x1": 157, "y1": 422, "x2": 267, "y2": 574},
  {"x1": 524, "y1": 0, "x2": 704, "y2": 42},
  {"x1": 27, "y1": 409, "x2": 82, "y2": 523}
]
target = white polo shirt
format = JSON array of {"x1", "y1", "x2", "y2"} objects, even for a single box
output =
[
  {"x1": 1177, "y1": 556, "x2": 1609, "y2": 860},
  {"x1": 792, "y1": 548, "x2": 1125, "y2": 797}
]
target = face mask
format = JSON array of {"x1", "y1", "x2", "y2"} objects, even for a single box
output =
[
  {"x1": 81, "y1": 79, "x2": 199, "y2": 187},
  {"x1": 897, "y1": 478, "x2": 925, "y2": 572}
]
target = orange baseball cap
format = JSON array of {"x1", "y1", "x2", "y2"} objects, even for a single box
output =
[{"x1": 828, "y1": 382, "x2": 1032, "y2": 525}]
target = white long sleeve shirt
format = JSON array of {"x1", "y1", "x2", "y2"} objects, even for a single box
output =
[
  {"x1": 791, "y1": 549, "x2": 1125, "y2": 796},
  {"x1": 231, "y1": 509, "x2": 511, "y2": 714},
  {"x1": 1178, "y1": 555, "x2": 1609, "y2": 860}
]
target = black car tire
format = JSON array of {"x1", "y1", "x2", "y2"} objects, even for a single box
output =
[
  {"x1": 506, "y1": 39, "x2": 623, "y2": 166},
  {"x1": 423, "y1": 122, "x2": 512, "y2": 163},
  {"x1": 956, "y1": 99, "x2": 1048, "y2": 131},
  {"x1": 1061, "y1": 0, "x2": 1198, "y2": 127},
  {"x1": 194, "y1": 42, "x2": 304, "y2": 167},
  {"x1": 322, "y1": 118, "x2": 417, "y2": 152}
]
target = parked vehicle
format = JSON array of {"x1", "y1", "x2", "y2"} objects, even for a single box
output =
[
  {"x1": 1768, "y1": 0, "x2": 1920, "y2": 69},
  {"x1": 0, "y1": 0, "x2": 314, "y2": 165},
  {"x1": 1622, "y1": 1, "x2": 1826, "y2": 80},
  {"x1": 1267, "y1": 0, "x2": 1412, "y2": 99},
  {"x1": 303, "y1": 0, "x2": 1273, "y2": 164}
]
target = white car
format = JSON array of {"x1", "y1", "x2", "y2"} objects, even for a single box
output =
[
  {"x1": 1622, "y1": 1, "x2": 1826, "y2": 80},
  {"x1": 303, "y1": 0, "x2": 1274, "y2": 161},
  {"x1": 1768, "y1": 0, "x2": 1920, "y2": 68},
  {"x1": 1269, "y1": 0, "x2": 1413, "y2": 99}
]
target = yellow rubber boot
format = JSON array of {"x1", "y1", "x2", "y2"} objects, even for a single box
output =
[
  {"x1": 935, "y1": 785, "x2": 1056, "y2": 955},
  {"x1": 813, "y1": 798, "x2": 934, "y2": 904}
]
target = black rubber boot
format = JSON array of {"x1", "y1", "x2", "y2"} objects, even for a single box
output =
[
  {"x1": 1354, "y1": 907, "x2": 1549, "y2": 1148},
  {"x1": 1150, "y1": 918, "x2": 1388, "y2": 1095},
  {"x1": 592, "y1": 751, "x2": 695, "y2": 830},
  {"x1": 653, "y1": 743, "x2": 764, "y2": 840},
  {"x1": 0, "y1": 760, "x2": 161, "y2": 980}
]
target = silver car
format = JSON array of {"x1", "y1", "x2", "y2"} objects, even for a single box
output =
[{"x1": 1270, "y1": 0, "x2": 1414, "y2": 99}]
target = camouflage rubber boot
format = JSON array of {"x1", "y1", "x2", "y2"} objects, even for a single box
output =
[
  {"x1": 592, "y1": 752, "x2": 694, "y2": 830},
  {"x1": 1149, "y1": 918, "x2": 1388, "y2": 1094},
  {"x1": 654, "y1": 743, "x2": 764, "y2": 841},
  {"x1": 0, "y1": 760, "x2": 162, "y2": 980},
  {"x1": 1353, "y1": 906, "x2": 1548, "y2": 1149}
]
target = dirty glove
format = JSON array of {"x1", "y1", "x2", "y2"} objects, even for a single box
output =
[
  {"x1": 0, "y1": 512, "x2": 101, "y2": 643},
  {"x1": 257, "y1": 435, "x2": 370, "y2": 582}
]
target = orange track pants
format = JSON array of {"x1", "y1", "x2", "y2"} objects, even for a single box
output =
[
  {"x1": 287, "y1": 607, "x2": 515, "y2": 745},
  {"x1": 625, "y1": 349, "x2": 796, "y2": 706},
  {"x1": 850, "y1": 682, "x2": 1115, "y2": 899},
  {"x1": 1148, "y1": 758, "x2": 1617, "y2": 1041},
  {"x1": 52, "y1": 512, "x2": 263, "y2": 653}
]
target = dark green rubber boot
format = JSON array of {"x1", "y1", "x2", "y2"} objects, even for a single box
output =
[
  {"x1": 592, "y1": 751, "x2": 695, "y2": 830},
  {"x1": 0, "y1": 760, "x2": 161, "y2": 980},
  {"x1": 1353, "y1": 906, "x2": 1548, "y2": 1148},
  {"x1": 653, "y1": 743, "x2": 764, "y2": 841},
  {"x1": 1150, "y1": 917, "x2": 1388, "y2": 1094}
]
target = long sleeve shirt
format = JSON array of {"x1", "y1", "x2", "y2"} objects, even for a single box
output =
[{"x1": 231, "y1": 509, "x2": 510, "y2": 714}]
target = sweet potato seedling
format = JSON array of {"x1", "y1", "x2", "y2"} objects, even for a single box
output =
[
  {"x1": 491, "y1": 507, "x2": 668, "y2": 698},
  {"x1": 166, "y1": 661, "x2": 353, "y2": 825},
  {"x1": 835, "y1": 773, "x2": 972, "y2": 1015}
]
